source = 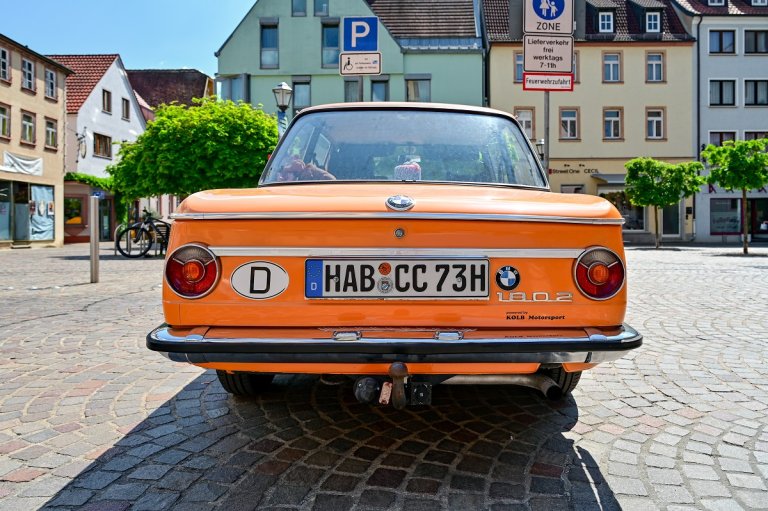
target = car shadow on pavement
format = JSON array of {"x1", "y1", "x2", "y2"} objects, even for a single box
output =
[{"x1": 43, "y1": 372, "x2": 617, "y2": 511}]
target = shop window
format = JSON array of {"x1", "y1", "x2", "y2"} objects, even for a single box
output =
[
  {"x1": 600, "y1": 190, "x2": 645, "y2": 231},
  {"x1": 710, "y1": 198, "x2": 740, "y2": 234},
  {"x1": 30, "y1": 185, "x2": 54, "y2": 240},
  {"x1": 64, "y1": 197, "x2": 84, "y2": 225},
  {"x1": 561, "y1": 184, "x2": 584, "y2": 193}
]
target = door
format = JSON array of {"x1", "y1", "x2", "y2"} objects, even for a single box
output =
[
  {"x1": 752, "y1": 199, "x2": 768, "y2": 240},
  {"x1": 12, "y1": 182, "x2": 29, "y2": 242},
  {"x1": 662, "y1": 203, "x2": 681, "y2": 238},
  {"x1": 99, "y1": 198, "x2": 113, "y2": 241}
]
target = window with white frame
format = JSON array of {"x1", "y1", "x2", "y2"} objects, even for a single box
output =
[
  {"x1": 710, "y1": 80, "x2": 735, "y2": 106},
  {"x1": 745, "y1": 80, "x2": 768, "y2": 106},
  {"x1": 603, "y1": 109, "x2": 622, "y2": 139},
  {"x1": 599, "y1": 12, "x2": 614, "y2": 33},
  {"x1": 515, "y1": 52, "x2": 524, "y2": 82},
  {"x1": 21, "y1": 112, "x2": 35, "y2": 143},
  {"x1": 647, "y1": 53, "x2": 663, "y2": 82},
  {"x1": 560, "y1": 109, "x2": 578, "y2": 139},
  {"x1": 45, "y1": 69, "x2": 56, "y2": 99},
  {"x1": 0, "y1": 48, "x2": 9, "y2": 81},
  {"x1": 22, "y1": 59, "x2": 35, "y2": 90},
  {"x1": 45, "y1": 119, "x2": 57, "y2": 148},
  {"x1": 646, "y1": 109, "x2": 664, "y2": 139},
  {"x1": 515, "y1": 108, "x2": 534, "y2": 139},
  {"x1": 753, "y1": 0, "x2": 767, "y2": 6},
  {"x1": 603, "y1": 53, "x2": 620, "y2": 82},
  {"x1": 708, "y1": 0, "x2": 725, "y2": 5},
  {"x1": 646, "y1": 12, "x2": 661, "y2": 32},
  {"x1": 0, "y1": 104, "x2": 9, "y2": 138}
]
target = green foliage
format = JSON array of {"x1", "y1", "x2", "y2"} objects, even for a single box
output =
[
  {"x1": 700, "y1": 139, "x2": 768, "y2": 192},
  {"x1": 625, "y1": 157, "x2": 705, "y2": 248},
  {"x1": 107, "y1": 98, "x2": 279, "y2": 199},
  {"x1": 625, "y1": 157, "x2": 704, "y2": 208},
  {"x1": 701, "y1": 139, "x2": 768, "y2": 254},
  {"x1": 64, "y1": 172, "x2": 114, "y2": 191}
]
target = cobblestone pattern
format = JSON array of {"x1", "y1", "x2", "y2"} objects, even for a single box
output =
[{"x1": 0, "y1": 243, "x2": 767, "y2": 510}]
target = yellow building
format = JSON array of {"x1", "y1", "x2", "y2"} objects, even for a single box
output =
[
  {"x1": 0, "y1": 34, "x2": 71, "y2": 248},
  {"x1": 483, "y1": 0, "x2": 696, "y2": 242}
]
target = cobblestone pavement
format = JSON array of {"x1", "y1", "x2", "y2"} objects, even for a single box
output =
[{"x1": 0, "y1": 243, "x2": 767, "y2": 511}]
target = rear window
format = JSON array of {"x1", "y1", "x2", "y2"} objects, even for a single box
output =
[{"x1": 260, "y1": 109, "x2": 547, "y2": 188}]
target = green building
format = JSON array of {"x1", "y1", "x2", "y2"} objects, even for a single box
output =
[{"x1": 216, "y1": 0, "x2": 485, "y2": 116}]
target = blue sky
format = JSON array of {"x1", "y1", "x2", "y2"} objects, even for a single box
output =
[{"x1": 2, "y1": 1, "x2": 254, "y2": 77}]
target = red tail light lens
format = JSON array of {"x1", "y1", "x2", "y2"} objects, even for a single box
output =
[
  {"x1": 165, "y1": 244, "x2": 219, "y2": 298},
  {"x1": 574, "y1": 247, "x2": 625, "y2": 300}
]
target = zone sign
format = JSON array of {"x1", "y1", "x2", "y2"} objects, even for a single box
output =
[{"x1": 524, "y1": 0, "x2": 574, "y2": 35}]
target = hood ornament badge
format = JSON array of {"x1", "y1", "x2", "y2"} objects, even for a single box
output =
[{"x1": 386, "y1": 195, "x2": 414, "y2": 211}]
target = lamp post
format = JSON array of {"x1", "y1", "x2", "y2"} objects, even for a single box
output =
[
  {"x1": 535, "y1": 139, "x2": 546, "y2": 163},
  {"x1": 272, "y1": 82, "x2": 293, "y2": 138}
]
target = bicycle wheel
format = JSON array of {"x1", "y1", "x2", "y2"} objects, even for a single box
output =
[{"x1": 115, "y1": 227, "x2": 152, "y2": 258}]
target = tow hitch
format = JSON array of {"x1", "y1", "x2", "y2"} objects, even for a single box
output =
[{"x1": 353, "y1": 363, "x2": 433, "y2": 408}]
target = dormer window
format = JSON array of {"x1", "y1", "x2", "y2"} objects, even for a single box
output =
[
  {"x1": 646, "y1": 12, "x2": 661, "y2": 33},
  {"x1": 599, "y1": 12, "x2": 614, "y2": 33},
  {"x1": 708, "y1": 0, "x2": 725, "y2": 6}
]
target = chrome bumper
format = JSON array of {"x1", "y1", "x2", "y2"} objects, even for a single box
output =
[{"x1": 147, "y1": 324, "x2": 642, "y2": 365}]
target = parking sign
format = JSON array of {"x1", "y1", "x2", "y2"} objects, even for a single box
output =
[{"x1": 343, "y1": 16, "x2": 378, "y2": 52}]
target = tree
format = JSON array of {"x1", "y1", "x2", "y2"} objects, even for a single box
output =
[
  {"x1": 701, "y1": 139, "x2": 768, "y2": 255},
  {"x1": 107, "y1": 98, "x2": 278, "y2": 199},
  {"x1": 625, "y1": 157, "x2": 705, "y2": 249}
]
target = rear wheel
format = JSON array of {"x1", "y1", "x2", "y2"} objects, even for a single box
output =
[
  {"x1": 116, "y1": 227, "x2": 151, "y2": 258},
  {"x1": 216, "y1": 371, "x2": 274, "y2": 396},
  {"x1": 542, "y1": 367, "x2": 582, "y2": 395}
]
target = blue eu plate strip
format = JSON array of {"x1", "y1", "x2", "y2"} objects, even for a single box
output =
[{"x1": 305, "y1": 259, "x2": 323, "y2": 298}]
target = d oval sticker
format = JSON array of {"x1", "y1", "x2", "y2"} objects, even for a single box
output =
[{"x1": 231, "y1": 261, "x2": 289, "y2": 300}]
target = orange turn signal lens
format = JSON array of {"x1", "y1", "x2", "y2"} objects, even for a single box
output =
[{"x1": 587, "y1": 262, "x2": 611, "y2": 285}]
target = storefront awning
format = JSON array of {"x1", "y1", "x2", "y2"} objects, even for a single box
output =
[{"x1": 591, "y1": 173, "x2": 626, "y2": 185}]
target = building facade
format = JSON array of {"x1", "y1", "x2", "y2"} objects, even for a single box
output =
[
  {"x1": 216, "y1": 0, "x2": 484, "y2": 116},
  {"x1": 48, "y1": 55, "x2": 146, "y2": 243},
  {"x1": 671, "y1": 0, "x2": 768, "y2": 243},
  {"x1": 0, "y1": 34, "x2": 71, "y2": 248},
  {"x1": 484, "y1": 0, "x2": 697, "y2": 243}
]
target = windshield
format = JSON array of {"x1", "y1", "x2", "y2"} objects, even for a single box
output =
[{"x1": 260, "y1": 109, "x2": 547, "y2": 188}]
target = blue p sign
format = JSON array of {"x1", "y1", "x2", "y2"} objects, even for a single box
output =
[{"x1": 343, "y1": 16, "x2": 378, "y2": 52}]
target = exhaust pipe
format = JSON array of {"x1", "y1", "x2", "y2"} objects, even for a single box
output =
[{"x1": 442, "y1": 374, "x2": 562, "y2": 400}]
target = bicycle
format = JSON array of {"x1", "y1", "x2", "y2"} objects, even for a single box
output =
[{"x1": 115, "y1": 209, "x2": 172, "y2": 258}]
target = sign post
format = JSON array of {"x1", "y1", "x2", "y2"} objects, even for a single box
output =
[
  {"x1": 522, "y1": 0, "x2": 575, "y2": 172},
  {"x1": 90, "y1": 195, "x2": 99, "y2": 283},
  {"x1": 340, "y1": 16, "x2": 381, "y2": 77}
]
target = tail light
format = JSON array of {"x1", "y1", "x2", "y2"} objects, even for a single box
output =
[
  {"x1": 574, "y1": 247, "x2": 625, "y2": 300},
  {"x1": 165, "y1": 244, "x2": 219, "y2": 298}
]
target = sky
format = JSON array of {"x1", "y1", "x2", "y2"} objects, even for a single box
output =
[{"x1": 1, "y1": 1, "x2": 255, "y2": 77}]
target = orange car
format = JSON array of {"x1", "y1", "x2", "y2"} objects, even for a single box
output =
[{"x1": 148, "y1": 103, "x2": 641, "y2": 408}]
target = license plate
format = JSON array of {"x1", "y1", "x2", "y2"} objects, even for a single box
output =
[{"x1": 305, "y1": 259, "x2": 489, "y2": 299}]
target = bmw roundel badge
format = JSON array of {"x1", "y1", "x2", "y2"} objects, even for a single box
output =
[
  {"x1": 386, "y1": 195, "x2": 414, "y2": 211},
  {"x1": 496, "y1": 266, "x2": 520, "y2": 291}
]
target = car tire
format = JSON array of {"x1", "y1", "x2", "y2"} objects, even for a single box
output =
[
  {"x1": 543, "y1": 367, "x2": 582, "y2": 396},
  {"x1": 216, "y1": 371, "x2": 274, "y2": 396}
]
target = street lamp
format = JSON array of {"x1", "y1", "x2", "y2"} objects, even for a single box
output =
[
  {"x1": 272, "y1": 82, "x2": 293, "y2": 137},
  {"x1": 535, "y1": 139, "x2": 545, "y2": 162}
]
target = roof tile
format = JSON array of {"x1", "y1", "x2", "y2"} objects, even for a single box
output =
[
  {"x1": 46, "y1": 54, "x2": 118, "y2": 114},
  {"x1": 126, "y1": 69, "x2": 213, "y2": 108},
  {"x1": 366, "y1": 0, "x2": 477, "y2": 38}
]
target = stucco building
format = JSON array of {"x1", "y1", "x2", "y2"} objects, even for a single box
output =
[
  {"x1": 670, "y1": 0, "x2": 768, "y2": 243},
  {"x1": 0, "y1": 34, "x2": 72, "y2": 248},
  {"x1": 48, "y1": 54, "x2": 146, "y2": 243},
  {"x1": 484, "y1": 0, "x2": 697, "y2": 243},
  {"x1": 216, "y1": 0, "x2": 485, "y2": 115}
]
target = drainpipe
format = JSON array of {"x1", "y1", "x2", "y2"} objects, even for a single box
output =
[{"x1": 692, "y1": 14, "x2": 703, "y2": 242}]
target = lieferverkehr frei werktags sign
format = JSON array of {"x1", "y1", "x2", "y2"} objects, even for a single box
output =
[
  {"x1": 340, "y1": 16, "x2": 381, "y2": 75},
  {"x1": 523, "y1": 0, "x2": 575, "y2": 91}
]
